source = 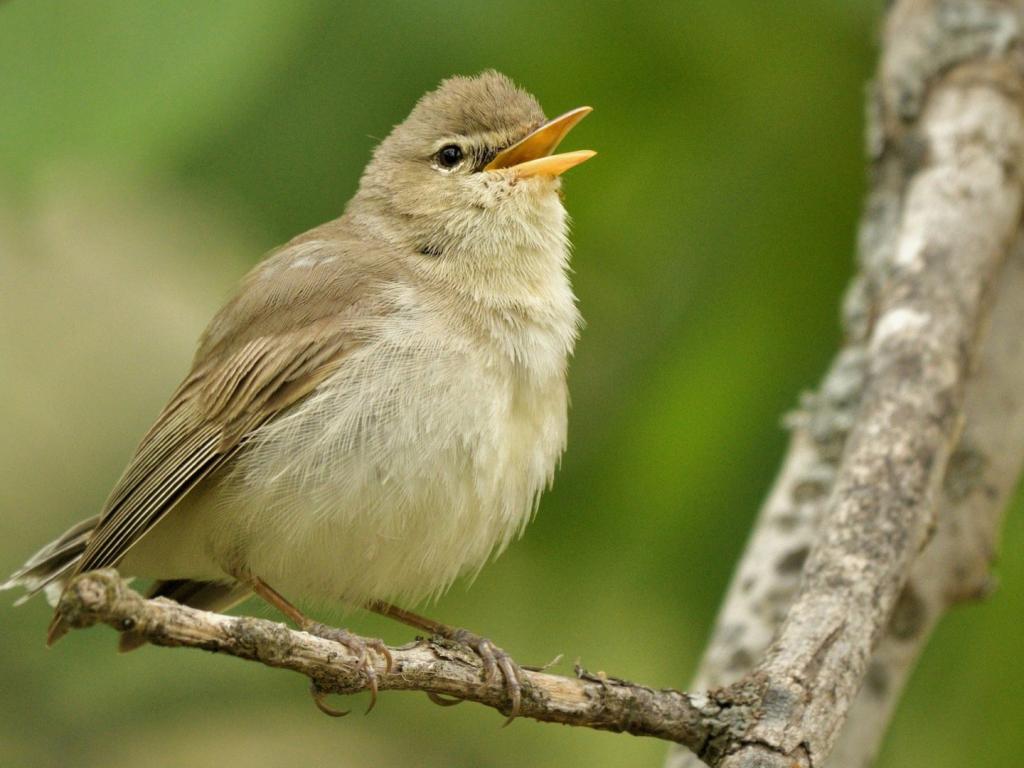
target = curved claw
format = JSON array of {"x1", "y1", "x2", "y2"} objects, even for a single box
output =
[
  {"x1": 363, "y1": 665, "x2": 379, "y2": 714},
  {"x1": 310, "y1": 682, "x2": 350, "y2": 718},
  {"x1": 426, "y1": 691, "x2": 464, "y2": 707},
  {"x1": 451, "y1": 630, "x2": 523, "y2": 722},
  {"x1": 366, "y1": 637, "x2": 394, "y2": 674},
  {"x1": 307, "y1": 623, "x2": 390, "y2": 714},
  {"x1": 474, "y1": 637, "x2": 500, "y2": 685},
  {"x1": 495, "y1": 652, "x2": 523, "y2": 725}
]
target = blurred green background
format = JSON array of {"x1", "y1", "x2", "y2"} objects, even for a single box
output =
[{"x1": 1, "y1": 1, "x2": 1021, "y2": 767}]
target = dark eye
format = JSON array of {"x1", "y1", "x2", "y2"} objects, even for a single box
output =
[{"x1": 436, "y1": 144, "x2": 464, "y2": 169}]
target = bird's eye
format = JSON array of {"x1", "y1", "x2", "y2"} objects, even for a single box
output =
[{"x1": 436, "y1": 144, "x2": 464, "y2": 169}]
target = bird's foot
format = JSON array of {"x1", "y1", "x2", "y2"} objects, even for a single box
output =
[
  {"x1": 446, "y1": 627, "x2": 523, "y2": 723},
  {"x1": 362, "y1": 600, "x2": 524, "y2": 722},
  {"x1": 305, "y1": 623, "x2": 393, "y2": 715}
]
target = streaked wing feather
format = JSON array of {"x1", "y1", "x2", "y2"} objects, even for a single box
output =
[
  {"x1": 64, "y1": 231, "x2": 387, "y2": 588},
  {"x1": 73, "y1": 326, "x2": 353, "y2": 577},
  {"x1": 77, "y1": 421, "x2": 224, "y2": 572}
]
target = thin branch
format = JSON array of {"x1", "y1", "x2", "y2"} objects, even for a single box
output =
[{"x1": 56, "y1": 569, "x2": 738, "y2": 751}]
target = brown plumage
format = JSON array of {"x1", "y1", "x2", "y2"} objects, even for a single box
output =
[{"x1": 4, "y1": 73, "x2": 594, "y2": 710}]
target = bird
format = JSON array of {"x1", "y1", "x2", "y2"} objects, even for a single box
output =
[{"x1": 2, "y1": 70, "x2": 594, "y2": 718}]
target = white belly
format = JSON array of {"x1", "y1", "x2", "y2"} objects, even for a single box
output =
[{"x1": 121, "y1": 338, "x2": 568, "y2": 608}]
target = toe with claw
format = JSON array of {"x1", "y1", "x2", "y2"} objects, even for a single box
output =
[
  {"x1": 310, "y1": 680, "x2": 350, "y2": 717},
  {"x1": 306, "y1": 623, "x2": 393, "y2": 714},
  {"x1": 449, "y1": 629, "x2": 523, "y2": 723}
]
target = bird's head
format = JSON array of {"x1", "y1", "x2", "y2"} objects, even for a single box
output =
[{"x1": 350, "y1": 71, "x2": 594, "y2": 301}]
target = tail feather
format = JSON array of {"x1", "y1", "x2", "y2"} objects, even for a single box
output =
[
  {"x1": 2, "y1": 515, "x2": 100, "y2": 606},
  {"x1": 7, "y1": 517, "x2": 251, "y2": 649}
]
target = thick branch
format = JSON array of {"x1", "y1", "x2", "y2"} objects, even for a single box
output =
[
  {"x1": 827, "y1": 233, "x2": 1024, "y2": 767},
  {"x1": 56, "y1": 569, "x2": 739, "y2": 752},
  {"x1": 670, "y1": 2, "x2": 1024, "y2": 767},
  {"x1": 722, "y1": 66, "x2": 1020, "y2": 765}
]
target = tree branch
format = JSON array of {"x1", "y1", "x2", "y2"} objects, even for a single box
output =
[
  {"x1": 56, "y1": 568, "x2": 739, "y2": 751},
  {"x1": 827, "y1": 230, "x2": 1024, "y2": 767},
  {"x1": 669, "y1": 2, "x2": 1024, "y2": 767}
]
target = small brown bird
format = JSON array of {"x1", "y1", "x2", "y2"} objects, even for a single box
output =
[{"x1": 3, "y1": 71, "x2": 594, "y2": 717}]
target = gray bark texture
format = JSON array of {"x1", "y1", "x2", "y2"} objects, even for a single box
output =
[
  {"x1": 669, "y1": 0, "x2": 1024, "y2": 766},
  {"x1": 57, "y1": 569, "x2": 733, "y2": 750},
  {"x1": 53, "y1": 1, "x2": 1024, "y2": 766}
]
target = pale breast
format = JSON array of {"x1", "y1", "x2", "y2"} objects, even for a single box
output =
[
  {"x1": 186, "y1": 317, "x2": 569, "y2": 606},
  {"x1": 119, "y1": 269, "x2": 574, "y2": 608}
]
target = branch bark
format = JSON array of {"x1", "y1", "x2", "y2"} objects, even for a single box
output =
[
  {"x1": 56, "y1": 569, "x2": 739, "y2": 750},
  {"x1": 827, "y1": 231, "x2": 1024, "y2": 767},
  {"x1": 670, "y1": 1, "x2": 1024, "y2": 766}
]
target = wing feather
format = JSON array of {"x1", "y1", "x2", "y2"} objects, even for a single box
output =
[
  {"x1": 67, "y1": 234, "x2": 382, "y2": 580},
  {"x1": 73, "y1": 338, "x2": 351, "y2": 576},
  {"x1": 56, "y1": 230, "x2": 393, "y2": 606},
  {"x1": 78, "y1": 423, "x2": 224, "y2": 571}
]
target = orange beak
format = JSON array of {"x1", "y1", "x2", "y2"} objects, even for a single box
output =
[{"x1": 484, "y1": 106, "x2": 595, "y2": 178}]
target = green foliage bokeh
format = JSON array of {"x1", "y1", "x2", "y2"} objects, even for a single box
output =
[{"x1": 1, "y1": 2, "x2": 1021, "y2": 767}]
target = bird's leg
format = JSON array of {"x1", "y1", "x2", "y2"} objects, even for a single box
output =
[
  {"x1": 247, "y1": 576, "x2": 392, "y2": 715},
  {"x1": 366, "y1": 600, "x2": 523, "y2": 722}
]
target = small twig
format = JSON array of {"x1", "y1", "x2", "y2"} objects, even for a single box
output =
[{"x1": 56, "y1": 569, "x2": 737, "y2": 756}]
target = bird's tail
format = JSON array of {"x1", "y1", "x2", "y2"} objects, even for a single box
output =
[
  {"x1": 1, "y1": 515, "x2": 100, "y2": 608},
  {"x1": 5, "y1": 516, "x2": 251, "y2": 648}
]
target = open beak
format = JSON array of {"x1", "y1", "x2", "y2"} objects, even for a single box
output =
[{"x1": 484, "y1": 106, "x2": 595, "y2": 178}]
